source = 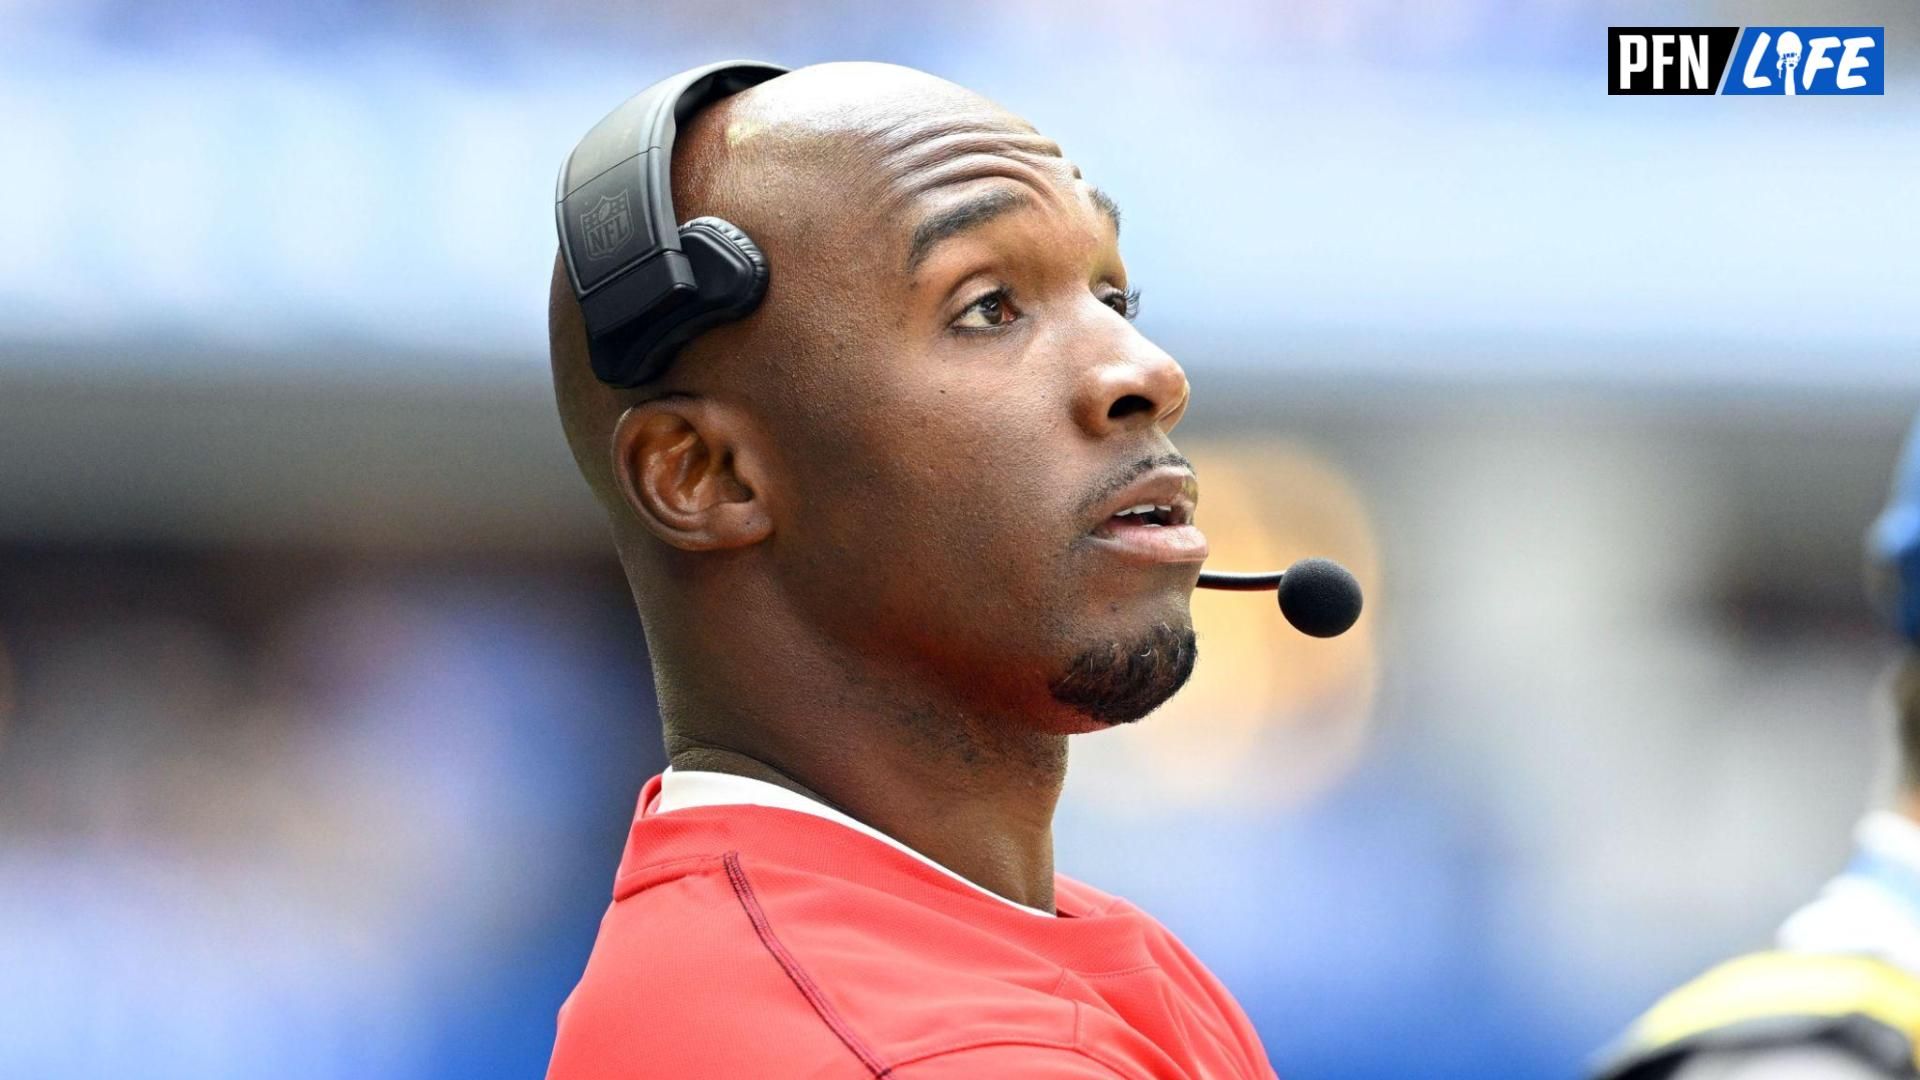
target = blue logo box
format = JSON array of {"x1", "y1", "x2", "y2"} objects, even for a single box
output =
[{"x1": 1721, "y1": 27, "x2": 1884, "y2": 95}]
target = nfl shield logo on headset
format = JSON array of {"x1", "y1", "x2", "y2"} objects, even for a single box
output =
[{"x1": 581, "y1": 191, "x2": 634, "y2": 262}]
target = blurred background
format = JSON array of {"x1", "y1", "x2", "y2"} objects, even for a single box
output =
[{"x1": 3, "y1": 0, "x2": 1917, "y2": 1076}]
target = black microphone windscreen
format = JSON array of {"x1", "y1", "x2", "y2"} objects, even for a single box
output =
[{"x1": 1276, "y1": 558, "x2": 1363, "y2": 638}]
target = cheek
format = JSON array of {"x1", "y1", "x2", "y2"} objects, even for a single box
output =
[
  {"x1": 902, "y1": 417, "x2": 1088, "y2": 651},
  {"x1": 804, "y1": 373, "x2": 1075, "y2": 611},
  {"x1": 887, "y1": 375, "x2": 1063, "y2": 535}
]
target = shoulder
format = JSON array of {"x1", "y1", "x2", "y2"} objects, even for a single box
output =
[
  {"x1": 1054, "y1": 874, "x2": 1236, "y2": 996},
  {"x1": 1055, "y1": 873, "x2": 1126, "y2": 914},
  {"x1": 889, "y1": 1043, "x2": 1131, "y2": 1078},
  {"x1": 1052, "y1": 872, "x2": 1274, "y2": 1074},
  {"x1": 549, "y1": 849, "x2": 872, "y2": 1079},
  {"x1": 550, "y1": 846, "x2": 1084, "y2": 1079}
]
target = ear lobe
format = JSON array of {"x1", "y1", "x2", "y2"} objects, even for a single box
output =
[{"x1": 610, "y1": 398, "x2": 772, "y2": 552}]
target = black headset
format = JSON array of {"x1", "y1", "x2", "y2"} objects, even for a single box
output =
[{"x1": 555, "y1": 60, "x2": 790, "y2": 389}]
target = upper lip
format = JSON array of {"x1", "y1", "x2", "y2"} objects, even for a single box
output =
[{"x1": 1090, "y1": 466, "x2": 1199, "y2": 532}]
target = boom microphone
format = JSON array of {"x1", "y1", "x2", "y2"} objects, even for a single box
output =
[{"x1": 1198, "y1": 557, "x2": 1363, "y2": 638}]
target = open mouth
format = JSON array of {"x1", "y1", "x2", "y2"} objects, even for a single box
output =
[
  {"x1": 1082, "y1": 464, "x2": 1209, "y2": 564},
  {"x1": 1099, "y1": 502, "x2": 1189, "y2": 533}
]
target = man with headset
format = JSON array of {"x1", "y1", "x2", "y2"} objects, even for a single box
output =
[
  {"x1": 542, "y1": 60, "x2": 1299, "y2": 1078},
  {"x1": 1593, "y1": 416, "x2": 1920, "y2": 1080}
]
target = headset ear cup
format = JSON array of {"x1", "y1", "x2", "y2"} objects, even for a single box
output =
[
  {"x1": 608, "y1": 216, "x2": 770, "y2": 385},
  {"x1": 679, "y1": 216, "x2": 769, "y2": 315}
]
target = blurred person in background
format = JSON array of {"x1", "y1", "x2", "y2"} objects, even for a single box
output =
[
  {"x1": 1594, "y1": 415, "x2": 1920, "y2": 1080},
  {"x1": 544, "y1": 61, "x2": 1293, "y2": 1078}
]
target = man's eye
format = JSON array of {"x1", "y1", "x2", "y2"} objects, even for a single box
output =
[
  {"x1": 953, "y1": 287, "x2": 1019, "y2": 331},
  {"x1": 1106, "y1": 287, "x2": 1141, "y2": 321}
]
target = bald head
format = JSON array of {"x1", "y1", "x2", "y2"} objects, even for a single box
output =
[
  {"x1": 547, "y1": 60, "x2": 1194, "y2": 732},
  {"x1": 548, "y1": 63, "x2": 1080, "y2": 513}
]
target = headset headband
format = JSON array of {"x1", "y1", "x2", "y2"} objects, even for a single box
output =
[{"x1": 555, "y1": 60, "x2": 789, "y2": 387}]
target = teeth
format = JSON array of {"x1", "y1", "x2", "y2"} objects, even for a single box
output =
[{"x1": 1116, "y1": 503, "x2": 1158, "y2": 516}]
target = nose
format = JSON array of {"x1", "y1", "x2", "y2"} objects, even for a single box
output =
[{"x1": 1072, "y1": 330, "x2": 1191, "y2": 439}]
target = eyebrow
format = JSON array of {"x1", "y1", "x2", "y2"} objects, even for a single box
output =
[
  {"x1": 906, "y1": 188, "x2": 1027, "y2": 273},
  {"x1": 904, "y1": 186, "x2": 1124, "y2": 273}
]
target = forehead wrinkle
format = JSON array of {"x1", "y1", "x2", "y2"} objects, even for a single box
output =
[
  {"x1": 892, "y1": 143, "x2": 1067, "y2": 196},
  {"x1": 882, "y1": 127, "x2": 1063, "y2": 173},
  {"x1": 859, "y1": 107, "x2": 1051, "y2": 153},
  {"x1": 869, "y1": 146, "x2": 1075, "y2": 273},
  {"x1": 895, "y1": 153, "x2": 1071, "y2": 206},
  {"x1": 823, "y1": 108, "x2": 1095, "y2": 279},
  {"x1": 891, "y1": 158, "x2": 1081, "y2": 278},
  {"x1": 866, "y1": 114, "x2": 1066, "y2": 192}
]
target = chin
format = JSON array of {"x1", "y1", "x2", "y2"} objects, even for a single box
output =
[{"x1": 1046, "y1": 619, "x2": 1198, "y2": 728}]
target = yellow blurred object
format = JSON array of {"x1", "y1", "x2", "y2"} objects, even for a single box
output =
[{"x1": 1594, "y1": 951, "x2": 1920, "y2": 1080}]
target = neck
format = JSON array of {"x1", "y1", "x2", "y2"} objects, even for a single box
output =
[{"x1": 652, "y1": 633, "x2": 1071, "y2": 912}]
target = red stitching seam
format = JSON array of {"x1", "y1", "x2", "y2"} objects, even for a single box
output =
[{"x1": 723, "y1": 851, "x2": 894, "y2": 1079}]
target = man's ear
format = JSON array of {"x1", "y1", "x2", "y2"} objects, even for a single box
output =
[{"x1": 610, "y1": 397, "x2": 773, "y2": 552}]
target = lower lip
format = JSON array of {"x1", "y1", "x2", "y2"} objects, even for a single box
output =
[{"x1": 1088, "y1": 521, "x2": 1210, "y2": 564}]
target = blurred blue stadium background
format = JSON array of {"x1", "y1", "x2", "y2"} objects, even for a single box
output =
[{"x1": 2, "y1": 1, "x2": 1918, "y2": 1077}]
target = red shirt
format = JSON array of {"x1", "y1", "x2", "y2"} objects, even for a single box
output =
[{"x1": 547, "y1": 774, "x2": 1277, "y2": 1079}]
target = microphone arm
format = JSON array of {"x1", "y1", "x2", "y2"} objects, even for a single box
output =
[
  {"x1": 1191, "y1": 557, "x2": 1365, "y2": 638},
  {"x1": 1196, "y1": 570, "x2": 1284, "y2": 591}
]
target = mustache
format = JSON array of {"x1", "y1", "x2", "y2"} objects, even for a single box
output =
[{"x1": 1074, "y1": 451, "x2": 1194, "y2": 518}]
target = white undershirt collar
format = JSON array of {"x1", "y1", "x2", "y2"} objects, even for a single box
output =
[{"x1": 654, "y1": 767, "x2": 1056, "y2": 918}]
